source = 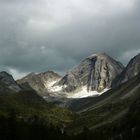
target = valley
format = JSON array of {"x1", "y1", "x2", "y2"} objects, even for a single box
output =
[{"x1": 0, "y1": 52, "x2": 140, "y2": 140}]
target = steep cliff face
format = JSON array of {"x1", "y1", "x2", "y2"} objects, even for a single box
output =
[
  {"x1": 0, "y1": 71, "x2": 21, "y2": 92},
  {"x1": 52, "y1": 53, "x2": 124, "y2": 97},
  {"x1": 112, "y1": 53, "x2": 140, "y2": 87},
  {"x1": 17, "y1": 71, "x2": 61, "y2": 96}
]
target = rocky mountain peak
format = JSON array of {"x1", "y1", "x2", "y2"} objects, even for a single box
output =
[
  {"x1": 0, "y1": 71, "x2": 11, "y2": 78},
  {"x1": 125, "y1": 53, "x2": 140, "y2": 77},
  {"x1": 38, "y1": 71, "x2": 61, "y2": 80},
  {"x1": 51, "y1": 53, "x2": 124, "y2": 98},
  {"x1": 112, "y1": 53, "x2": 140, "y2": 87},
  {"x1": 0, "y1": 71, "x2": 21, "y2": 92},
  {"x1": 17, "y1": 71, "x2": 61, "y2": 96}
]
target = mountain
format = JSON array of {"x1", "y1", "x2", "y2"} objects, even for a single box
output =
[
  {"x1": 66, "y1": 72, "x2": 140, "y2": 139},
  {"x1": 68, "y1": 71, "x2": 140, "y2": 111},
  {"x1": 0, "y1": 71, "x2": 73, "y2": 140},
  {"x1": 0, "y1": 53, "x2": 140, "y2": 139},
  {"x1": 112, "y1": 53, "x2": 140, "y2": 87},
  {"x1": 17, "y1": 71, "x2": 61, "y2": 96},
  {"x1": 50, "y1": 53, "x2": 124, "y2": 98},
  {"x1": 0, "y1": 71, "x2": 21, "y2": 92}
]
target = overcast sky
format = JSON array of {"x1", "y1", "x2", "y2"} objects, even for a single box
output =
[{"x1": 0, "y1": 0, "x2": 140, "y2": 79}]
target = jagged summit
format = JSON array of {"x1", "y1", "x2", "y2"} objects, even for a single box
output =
[
  {"x1": 50, "y1": 52, "x2": 124, "y2": 98},
  {"x1": 87, "y1": 53, "x2": 123, "y2": 65},
  {"x1": 0, "y1": 71, "x2": 21, "y2": 92},
  {"x1": 0, "y1": 71, "x2": 15, "y2": 78},
  {"x1": 38, "y1": 71, "x2": 61, "y2": 77},
  {"x1": 17, "y1": 71, "x2": 61, "y2": 96},
  {"x1": 25, "y1": 71, "x2": 60, "y2": 77},
  {"x1": 112, "y1": 53, "x2": 140, "y2": 87}
]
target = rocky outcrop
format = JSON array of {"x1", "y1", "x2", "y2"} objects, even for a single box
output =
[
  {"x1": 38, "y1": 71, "x2": 61, "y2": 85},
  {"x1": 56, "y1": 53, "x2": 124, "y2": 94},
  {"x1": 17, "y1": 71, "x2": 61, "y2": 96},
  {"x1": 112, "y1": 53, "x2": 140, "y2": 87},
  {"x1": 0, "y1": 71, "x2": 21, "y2": 92}
]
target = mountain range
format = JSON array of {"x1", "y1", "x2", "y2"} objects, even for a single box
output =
[
  {"x1": 0, "y1": 52, "x2": 140, "y2": 140},
  {"x1": 16, "y1": 53, "x2": 140, "y2": 101},
  {"x1": 17, "y1": 53, "x2": 125, "y2": 99}
]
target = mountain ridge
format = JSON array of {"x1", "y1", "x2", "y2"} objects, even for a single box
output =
[
  {"x1": 14, "y1": 52, "x2": 140, "y2": 100},
  {"x1": 0, "y1": 71, "x2": 21, "y2": 92},
  {"x1": 112, "y1": 53, "x2": 140, "y2": 87},
  {"x1": 17, "y1": 71, "x2": 61, "y2": 96}
]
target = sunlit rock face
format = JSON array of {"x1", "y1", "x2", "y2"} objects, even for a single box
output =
[
  {"x1": 55, "y1": 53, "x2": 124, "y2": 96},
  {"x1": 17, "y1": 71, "x2": 61, "y2": 96}
]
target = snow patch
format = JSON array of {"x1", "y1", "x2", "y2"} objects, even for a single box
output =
[
  {"x1": 48, "y1": 85, "x2": 63, "y2": 92},
  {"x1": 44, "y1": 80, "x2": 67, "y2": 92},
  {"x1": 67, "y1": 87, "x2": 109, "y2": 98},
  {"x1": 44, "y1": 80, "x2": 58, "y2": 88},
  {"x1": 44, "y1": 80, "x2": 109, "y2": 99}
]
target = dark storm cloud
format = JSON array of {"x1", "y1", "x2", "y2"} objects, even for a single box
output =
[{"x1": 0, "y1": 0, "x2": 140, "y2": 79}]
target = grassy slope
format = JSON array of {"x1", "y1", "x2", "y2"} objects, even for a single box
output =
[
  {"x1": 66, "y1": 74, "x2": 140, "y2": 134},
  {"x1": 0, "y1": 83, "x2": 74, "y2": 127},
  {"x1": 0, "y1": 74, "x2": 140, "y2": 139}
]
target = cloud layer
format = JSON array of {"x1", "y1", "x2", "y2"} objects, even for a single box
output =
[{"x1": 0, "y1": 0, "x2": 140, "y2": 79}]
